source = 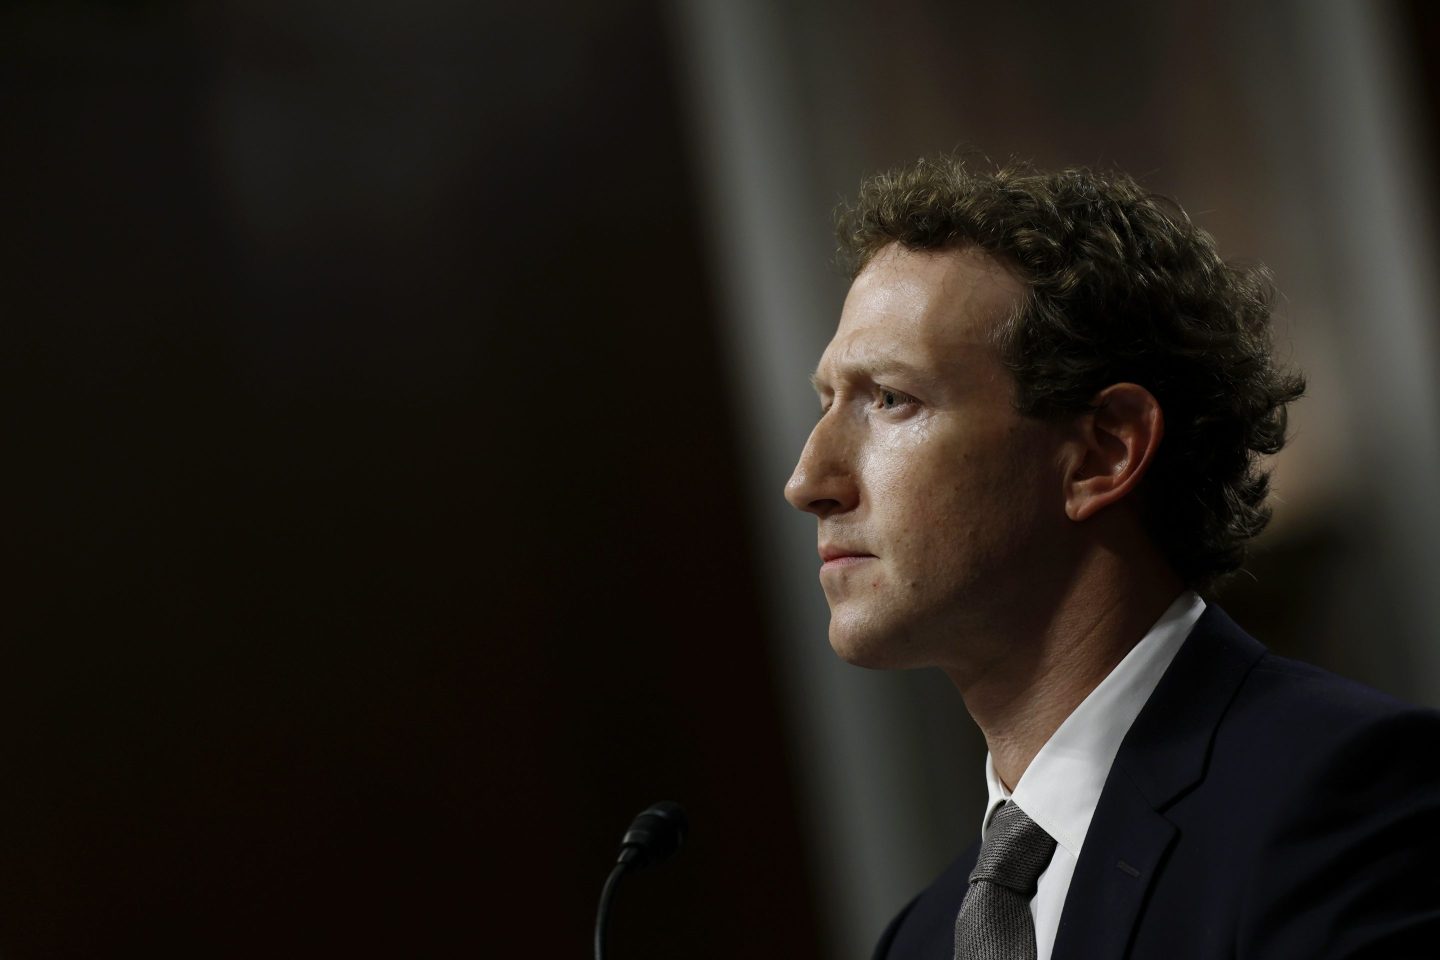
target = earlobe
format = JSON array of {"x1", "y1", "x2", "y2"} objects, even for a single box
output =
[{"x1": 1064, "y1": 383, "x2": 1164, "y2": 522}]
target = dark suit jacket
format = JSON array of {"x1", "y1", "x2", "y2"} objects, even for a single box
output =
[{"x1": 873, "y1": 605, "x2": 1440, "y2": 959}]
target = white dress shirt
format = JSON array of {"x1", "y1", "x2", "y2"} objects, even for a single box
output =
[{"x1": 978, "y1": 591, "x2": 1206, "y2": 960}]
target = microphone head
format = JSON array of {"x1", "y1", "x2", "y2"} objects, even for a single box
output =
[{"x1": 617, "y1": 801, "x2": 688, "y2": 869}]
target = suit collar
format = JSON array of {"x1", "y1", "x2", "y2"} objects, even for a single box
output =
[
  {"x1": 987, "y1": 592, "x2": 1205, "y2": 860},
  {"x1": 1112, "y1": 604, "x2": 1266, "y2": 810},
  {"x1": 1051, "y1": 604, "x2": 1266, "y2": 960}
]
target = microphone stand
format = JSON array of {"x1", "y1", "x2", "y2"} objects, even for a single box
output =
[
  {"x1": 594, "y1": 854, "x2": 632, "y2": 960},
  {"x1": 594, "y1": 803, "x2": 687, "y2": 960}
]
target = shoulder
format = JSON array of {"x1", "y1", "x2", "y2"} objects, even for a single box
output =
[
  {"x1": 1153, "y1": 604, "x2": 1440, "y2": 822},
  {"x1": 1241, "y1": 645, "x2": 1431, "y2": 725},
  {"x1": 1150, "y1": 608, "x2": 1440, "y2": 955},
  {"x1": 1230, "y1": 658, "x2": 1440, "y2": 953},
  {"x1": 1211, "y1": 626, "x2": 1440, "y2": 791},
  {"x1": 1148, "y1": 603, "x2": 1438, "y2": 774},
  {"x1": 1214, "y1": 645, "x2": 1440, "y2": 853}
]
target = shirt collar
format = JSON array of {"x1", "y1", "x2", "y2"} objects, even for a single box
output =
[{"x1": 980, "y1": 591, "x2": 1206, "y2": 857}]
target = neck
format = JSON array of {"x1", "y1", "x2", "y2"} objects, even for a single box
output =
[{"x1": 944, "y1": 547, "x2": 1184, "y2": 791}]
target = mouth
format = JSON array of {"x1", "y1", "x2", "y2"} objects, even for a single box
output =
[{"x1": 819, "y1": 545, "x2": 876, "y2": 571}]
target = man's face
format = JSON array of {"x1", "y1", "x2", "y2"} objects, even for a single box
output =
[{"x1": 785, "y1": 243, "x2": 1071, "y2": 670}]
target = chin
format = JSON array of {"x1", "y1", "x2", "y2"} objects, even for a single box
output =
[{"x1": 827, "y1": 619, "x2": 919, "y2": 670}]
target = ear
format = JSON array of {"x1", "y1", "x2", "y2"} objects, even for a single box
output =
[{"x1": 1063, "y1": 383, "x2": 1164, "y2": 523}]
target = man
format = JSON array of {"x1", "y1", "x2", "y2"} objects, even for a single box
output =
[{"x1": 784, "y1": 156, "x2": 1440, "y2": 959}]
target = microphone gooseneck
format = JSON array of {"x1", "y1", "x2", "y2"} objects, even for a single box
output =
[{"x1": 594, "y1": 801, "x2": 689, "y2": 960}]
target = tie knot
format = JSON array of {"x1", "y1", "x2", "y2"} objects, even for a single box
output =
[{"x1": 968, "y1": 802, "x2": 1057, "y2": 896}]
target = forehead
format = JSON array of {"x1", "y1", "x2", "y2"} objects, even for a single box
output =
[{"x1": 818, "y1": 244, "x2": 1024, "y2": 380}]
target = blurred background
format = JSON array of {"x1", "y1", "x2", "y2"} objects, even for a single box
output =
[{"x1": 5, "y1": 0, "x2": 1440, "y2": 957}]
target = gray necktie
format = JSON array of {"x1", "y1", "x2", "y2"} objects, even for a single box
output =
[{"x1": 954, "y1": 801, "x2": 1057, "y2": 960}]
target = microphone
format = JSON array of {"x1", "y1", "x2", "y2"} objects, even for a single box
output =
[
  {"x1": 595, "y1": 801, "x2": 688, "y2": 960},
  {"x1": 616, "y1": 800, "x2": 688, "y2": 868}
]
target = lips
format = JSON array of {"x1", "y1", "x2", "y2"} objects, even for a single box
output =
[{"x1": 819, "y1": 545, "x2": 876, "y2": 564}]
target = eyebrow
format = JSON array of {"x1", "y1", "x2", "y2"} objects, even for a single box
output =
[{"x1": 809, "y1": 359, "x2": 936, "y2": 393}]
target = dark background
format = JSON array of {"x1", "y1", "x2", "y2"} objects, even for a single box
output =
[
  {"x1": 5, "y1": 1, "x2": 815, "y2": 956},
  {"x1": 7, "y1": 1, "x2": 1440, "y2": 957}
]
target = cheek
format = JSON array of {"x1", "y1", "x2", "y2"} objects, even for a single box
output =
[
  {"x1": 907, "y1": 442, "x2": 1042, "y2": 553},
  {"x1": 863, "y1": 446, "x2": 949, "y2": 536},
  {"x1": 860, "y1": 417, "x2": 1053, "y2": 537},
  {"x1": 861, "y1": 417, "x2": 960, "y2": 493},
  {"x1": 859, "y1": 431, "x2": 912, "y2": 491}
]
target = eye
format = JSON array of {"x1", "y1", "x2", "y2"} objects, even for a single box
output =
[{"x1": 876, "y1": 387, "x2": 917, "y2": 411}]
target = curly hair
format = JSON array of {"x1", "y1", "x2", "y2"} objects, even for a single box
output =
[{"x1": 835, "y1": 155, "x2": 1305, "y2": 590}]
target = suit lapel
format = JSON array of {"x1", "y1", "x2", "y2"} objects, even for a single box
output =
[
  {"x1": 1051, "y1": 606, "x2": 1265, "y2": 960},
  {"x1": 1050, "y1": 771, "x2": 1175, "y2": 958}
]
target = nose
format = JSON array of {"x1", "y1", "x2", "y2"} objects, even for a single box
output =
[{"x1": 784, "y1": 413, "x2": 859, "y2": 518}]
